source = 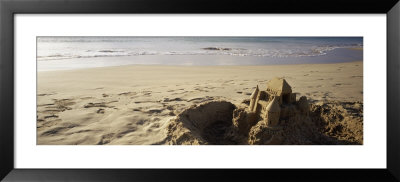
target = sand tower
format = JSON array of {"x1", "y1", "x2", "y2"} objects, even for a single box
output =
[
  {"x1": 297, "y1": 96, "x2": 309, "y2": 116},
  {"x1": 265, "y1": 97, "x2": 281, "y2": 127},
  {"x1": 266, "y1": 77, "x2": 295, "y2": 104},
  {"x1": 249, "y1": 85, "x2": 260, "y2": 112}
]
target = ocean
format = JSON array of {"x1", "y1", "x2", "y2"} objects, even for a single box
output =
[{"x1": 37, "y1": 37, "x2": 363, "y2": 71}]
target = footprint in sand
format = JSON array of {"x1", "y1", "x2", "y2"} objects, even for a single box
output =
[
  {"x1": 84, "y1": 102, "x2": 114, "y2": 109},
  {"x1": 223, "y1": 80, "x2": 235, "y2": 84},
  {"x1": 165, "y1": 105, "x2": 175, "y2": 110},
  {"x1": 84, "y1": 102, "x2": 106, "y2": 108},
  {"x1": 116, "y1": 128, "x2": 138, "y2": 138},
  {"x1": 38, "y1": 119, "x2": 62, "y2": 128},
  {"x1": 97, "y1": 133, "x2": 115, "y2": 145},
  {"x1": 204, "y1": 86, "x2": 216, "y2": 89},
  {"x1": 41, "y1": 109, "x2": 62, "y2": 114},
  {"x1": 194, "y1": 87, "x2": 209, "y2": 92},
  {"x1": 187, "y1": 96, "x2": 215, "y2": 104},
  {"x1": 145, "y1": 109, "x2": 163, "y2": 114},
  {"x1": 41, "y1": 99, "x2": 75, "y2": 112},
  {"x1": 172, "y1": 90, "x2": 189, "y2": 95},
  {"x1": 74, "y1": 129, "x2": 94, "y2": 134},
  {"x1": 163, "y1": 105, "x2": 177, "y2": 116},
  {"x1": 96, "y1": 108, "x2": 105, "y2": 114},
  {"x1": 118, "y1": 92, "x2": 137, "y2": 96},
  {"x1": 151, "y1": 123, "x2": 161, "y2": 128},
  {"x1": 37, "y1": 93, "x2": 55, "y2": 96},
  {"x1": 44, "y1": 114, "x2": 59, "y2": 119},
  {"x1": 136, "y1": 119, "x2": 147, "y2": 125},
  {"x1": 81, "y1": 96, "x2": 94, "y2": 100},
  {"x1": 138, "y1": 91, "x2": 152, "y2": 96},
  {"x1": 321, "y1": 93, "x2": 330, "y2": 99},
  {"x1": 41, "y1": 123, "x2": 79, "y2": 136},
  {"x1": 163, "y1": 98, "x2": 184, "y2": 102},
  {"x1": 134, "y1": 100, "x2": 159, "y2": 104},
  {"x1": 38, "y1": 103, "x2": 54, "y2": 107}
]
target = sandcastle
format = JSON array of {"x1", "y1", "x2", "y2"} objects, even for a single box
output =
[
  {"x1": 165, "y1": 77, "x2": 316, "y2": 145},
  {"x1": 246, "y1": 77, "x2": 309, "y2": 127},
  {"x1": 232, "y1": 77, "x2": 311, "y2": 144}
]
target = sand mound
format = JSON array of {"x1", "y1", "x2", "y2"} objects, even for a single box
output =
[
  {"x1": 163, "y1": 100, "x2": 363, "y2": 145},
  {"x1": 164, "y1": 101, "x2": 237, "y2": 144}
]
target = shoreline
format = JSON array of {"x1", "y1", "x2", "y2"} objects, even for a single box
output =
[
  {"x1": 37, "y1": 48, "x2": 363, "y2": 72},
  {"x1": 37, "y1": 60, "x2": 364, "y2": 74},
  {"x1": 38, "y1": 60, "x2": 363, "y2": 73}
]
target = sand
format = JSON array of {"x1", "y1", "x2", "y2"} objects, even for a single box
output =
[{"x1": 37, "y1": 61, "x2": 363, "y2": 145}]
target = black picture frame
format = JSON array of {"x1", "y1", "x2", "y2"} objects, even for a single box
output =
[{"x1": 1, "y1": 0, "x2": 399, "y2": 181}]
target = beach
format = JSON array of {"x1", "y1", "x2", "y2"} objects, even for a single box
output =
[{"x1": 37, "y1": 61, "x2": 363, "y2": 145}]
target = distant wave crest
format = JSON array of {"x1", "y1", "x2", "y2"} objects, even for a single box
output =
[{"x1": 37, "y1": 45, "x2": 363, "y2": 61}]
